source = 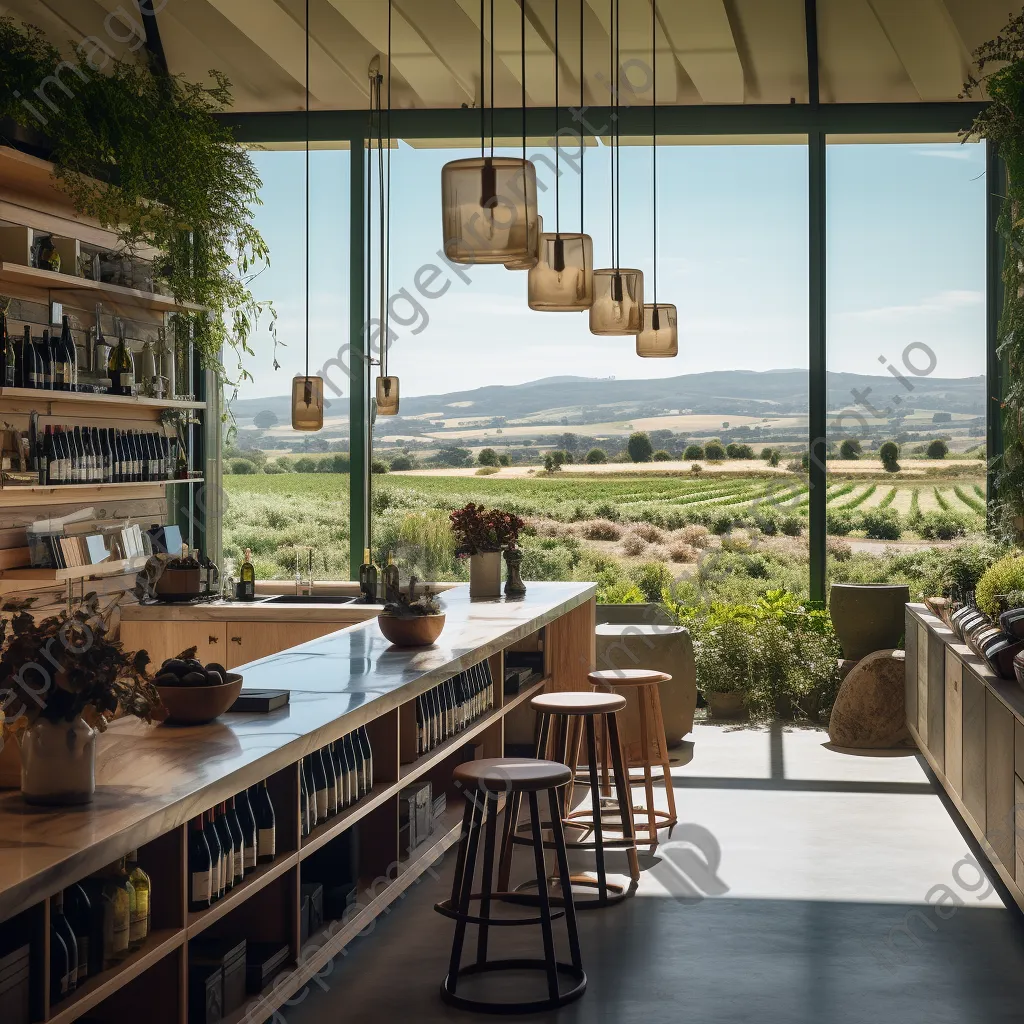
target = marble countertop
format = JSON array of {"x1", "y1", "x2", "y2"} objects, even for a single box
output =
[
  {"x1": 121, "y1": 597, "x2": 383, "y2": 622},
  {"x1": 0, "y1": 582, "x2": 595, "y2": 921}
]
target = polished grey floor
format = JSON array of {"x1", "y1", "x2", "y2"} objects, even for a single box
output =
[{"x1": 279, "y1": 723, "x2": 1024, "y2": 1024}]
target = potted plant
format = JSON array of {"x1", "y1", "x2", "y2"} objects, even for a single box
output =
[
  {"x1": 0, "y1": 598, "x2": 164, "y2": 805},
  {"x1": 377, "y1": 580, "x2": 446, "y2": 647},
  {"x1": 694, "y1": 620, "x2": 750, "y2": 719},
  {"x1": 450, "y1": 503, "x2": 525, "y2": 599}
]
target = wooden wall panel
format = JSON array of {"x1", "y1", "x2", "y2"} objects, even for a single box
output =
[
  {"x1": 986, "y1": 691, "x2": 1015, "y2": 869},
  {"x1": 945, "y1": 651, "x2": 964, "y2": 798},
  {"x1": 904, "y1": 608, "x2": 918, "y2": 731},
  {"x1": 962, "y1": 665, "x2": 987, "y2": 834},
  {"x1": 547, "y1": 597, "x2": 595, "y2": 693},
  {"x1": 917, "y1": 622, "x2": 929, "y2": 746},
  {"x1": 927, "y1": 630, "x2": 945, "y2": 771}
]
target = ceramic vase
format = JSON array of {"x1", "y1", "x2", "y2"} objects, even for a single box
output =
[
  {"x1": 20, "y1": 716, "x2": 97, "y2": 805},
  {"x1": 503, "y1": 547, "x2": 526, "y2": 596},
  {"x1": 469, "y1": 551, "x2": 502, "y2": 599}
]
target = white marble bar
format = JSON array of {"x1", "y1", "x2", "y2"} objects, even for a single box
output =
[{"x1": 0, "y1": 582, "x2": 595, "y2": 922}]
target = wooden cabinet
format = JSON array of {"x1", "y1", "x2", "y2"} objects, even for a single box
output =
[
  {"x1": 986, "y1": 690, "x2": 1015, "y2": 870},
  {"x1": 904, "y1": 610, "x2": 918, "y2": 730},
  {"x1": 1016, "y1": 775, "x2": 1024, "y2": 891},
  {"x1": 944, "y1": 651, "x2": 963, "y2": 797},
  {"x1": 224, "y1": 621, "x2": 339, "y2": 669},
  {"x1": 120, "y1": 620, "x2": 227, "y2": 669},
  {"x1": 926, "y1": 630, "x2": 945, "y2": 771},
  {"x1": 962, "y1": 665, "x2": 987, "y2": 834}
]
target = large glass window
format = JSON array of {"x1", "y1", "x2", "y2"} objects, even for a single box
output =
[
  {"x1": 222, "y1": 146, "x2": 351, "y2": 580},
  {"x1": 825, "y1": 139, "x2": 987, "y2": 598}
]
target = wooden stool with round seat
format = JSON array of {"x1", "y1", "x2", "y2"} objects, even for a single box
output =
[
  {"x1": 505, "y1": 690, "x2": 639, "y2": 908},
  {"x1": 589, "y1": 668, "x2": 678, "y2": 845},
  {"x1": 435, "y1": 758, "x2": 586, "y2": 1014}
]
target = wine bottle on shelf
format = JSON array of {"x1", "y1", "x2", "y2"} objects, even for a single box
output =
[
  {"x1": 302, "y1": 756, "x2": 318, "y2": 830},
  {"x1": 175, "y1": 436, "x2": 188, "y2": 479},
  {"x1": 225, "y1": 799, "x2": 245, "y2": 887},
  {"x1": 63, "y1": 884, "x2": 93, "y2": 984},
  {"x1": 12, "y1": 319, "x2": 24, "y2": 387},
  {"x1": 359, "y1": 727, "x2": 373, "y2": 791},
  {"x1": 98, "y1": 861, "x2": 132, "y2": 967},
  {"x1": 36, "y1": 329, "x2": 51, "y2": 390},
  {"x1": 330, "y1": 741, "x2": 347, "y2": 810},
  {"x1": 62, "y1": 315, "x2": 78, "y2": 391},
  {"x1": 48, "y1": 327, "x2": 64, "y2": 391},
  {"x1": 109, "y1": 320, "x2": 135, "y2": 396},
  {"x1": 322, "y1": 745, "x2": 338, "y2": 817},
  {"x1": 126, "y1": 850, "x2": 150, "y2": 946},
  {"x1": 358, "y1": 548, "x2": 378, "y2": 604},
  {"x1": 253, "y1": 779, "x2": 276, "y2": 864},
  {"x1": 342, "y1": 733, "x2": 358, "y2": 801},
  {"x1": 52, "y1": 890, "x2": 78, "y2": 995},
  {"x1": 1, "y1": 306, "x2": 14, "y2": 387},
  {"x1": 50, "y1": 913, "x2": 70, "y2": 1003},
  {"x1": 116, "y1": 858, "x2": 141, "y2": 954},
  {"x1": 102, "y1": 428, "x2": 113, "y2": 482},
  {"x1": 234, "y1": 790, "x2": 258, "y2": 873},
  {"x1": 188, "y1": 816, "x2": 213, "y2": 913},
  {"x1": 311, "y1": 749, "x2": 329, "y2": 824},
  {"x1": 299, "y1": 759, "x2": 309, "y2": 837},
  {"x1": 415, "y1": 696, "x2": 425, "y2": 756},
  {"x1": 214, "y1": 804, "x2": 236, "y2": 894},
  {"x1": 350, "y1": 733, "x2": 365, "y2": 799},
  {"x1": 202, "y1": 809, "x2": 223, "y2": 902},
  {"x1": 44, "y1": 426, "x2": 57, "y2": 485}
]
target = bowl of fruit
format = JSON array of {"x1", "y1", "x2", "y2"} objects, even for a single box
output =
[{"x1": 153, "y1": 647, "x2": 243, "y2": 724}]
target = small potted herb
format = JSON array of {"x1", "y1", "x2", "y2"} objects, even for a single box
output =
[
  {"x1": 0, "y1": 597, "x2": 164, "y2": 805},
  {"x1": 378, "y1": 577, "x2": 446, "y2": 647},
  {"x1": 450, "y1": 503, "x2": 525, "y2": 599}
]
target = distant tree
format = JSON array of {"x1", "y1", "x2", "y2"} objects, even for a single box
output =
[
  {"x1": 293, "y1": 456, "x2": 317, "y2": 473},
  {"x1": 932, "y1": 412, "x2": 953, "y2": 424},
  {"x1": 478, "y1": 448, "x2": 499, "y2": 467},
  {"x1": 926, "y1": 438, "x2": 949, "y2": 459},
  {"x1": 839, "y1": 438, "x2": 862, "y2": 460},
  {"x1": 551, "y1": 450, "x2": 567, "y2": 469},
  {"x1": 436, "y1": 446, "x2": 472, "y2": 467},
  {"x1": 543, "y1": 453, "x2": 562, "y2": 473},
  {"x1": 879, "y1": 440, "x2": 901, "y2": 472},
  {"x1": 389, "y1": 454, "x2": 413, "y2": 471},
  {"x1": 559, "y1": 433, "x2": 580, "y2": 453},
  {"x1": 627, "y1": 431, "x2": 654, "y2": 463},
  {"x1": 721, "y1": 422, "x2": 729, "y2": 429},
  {"x1": 498, "y1": 453, "x2": 511, "y2": 467},
  {"x1": 586, "y1": 448, "x2": 607, "y2": 464},
  {"x1": 653, "y1": 450, "x2": 672, "y2": 461},
  {"x1": 230, "y1": 459, "x2": 256, "y2": 475},
  {"x1": 704, "y1": 441, "x2": 727, "y2": 461},
  {"x1": 725, "y1": 443, "x2": 754, "y2": 459},
  {"x1": 759, "y1": 447, "x2": 774, "y2": 460},
  {"x1": 690, "y1": 463, "x2": 703, "y2": 476},
  {"x1": 253, "y1": 410, "x2": 279, "y2": 430},
  {"x1": 370, "y1": 459, "x2": 389, "y2": 474},
  {"x1": 683, "y1": 444, "x2": 705, "y2": 459},
  {"x1": 275, "y1": 456, "x2": 292, "y2": 470},
  {"x1": 764, "y1": 449, "x2": 781, "y2": 467}
]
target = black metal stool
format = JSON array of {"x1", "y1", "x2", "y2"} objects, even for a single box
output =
[
  {"x1": 436, "y1": 757, "x2": 586, "y2": 1014},
  {"x1": 511, "y1": 691, "x2": 639, "y2": 907}
]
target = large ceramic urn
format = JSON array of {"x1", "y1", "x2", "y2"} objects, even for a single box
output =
[{"x1": 829, "y1": 583, "x2": 910, "y2": 662}]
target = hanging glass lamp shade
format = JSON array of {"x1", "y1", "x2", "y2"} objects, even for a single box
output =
[
  {"x1": 590, "y1": 268, "x2": 644, "y2": 335},
  {"x1": 527, "y1": 233, "x2": 594, "y2": 311},
  {"x1": 636, "y1": 303, "x2": 678, "y2": 357},
  {"x1": 442, "y1": 157, "x2": 538, "y2": 264},
  {"x1": 291, "y1": 375, "x2": 324, "y2": 430},
  {"x1": 504, "y1": 215, "x2": 543, "y2": 271},
  {"x1": 376, "y1": 375, "x2": 400, "y2": 416}
]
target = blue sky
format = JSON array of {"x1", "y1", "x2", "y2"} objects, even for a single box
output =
[{"x1": 237, "y1": 138, "x2": 986, "y2": 401}]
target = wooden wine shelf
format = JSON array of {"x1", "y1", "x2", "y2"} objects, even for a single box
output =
[
  {"x1": 0, "y1": 387, "x2": 205, "y2": 411},
  {"x1": 186, "y1": 853, "x2": 299, "y2": 938},
  {"x1": 0, "y1": 479, "x2": 203, "y2": 496},
  {"x1": 300, "y1": 782, "x2": 396, "y2": 859},
  {"x1": 0, "y1": 555, "x2": 149, "y2": 583},
  {"x1": 0, "y1": 261, "x2": 205, "y2": 314},
  {"x1": 47, "y1": 929, "x2": 184, "y2": 1024}
]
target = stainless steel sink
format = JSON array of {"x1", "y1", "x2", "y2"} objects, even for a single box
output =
[{"x1": 261, "y1": 594, "x2": 360, "y2": 605}]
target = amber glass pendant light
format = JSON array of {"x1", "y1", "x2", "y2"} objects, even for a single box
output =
[
  {"x1": 528, "y1": 0, "x2": 594, "y2": 311},
  {"x1": 505, "y1": 0, "x2": 541, "y2": 271},
  {"x1": 292, "y1": 0, "x2": 324, "y2": 430},
  {"x1": 375, "y1": 2, "x2": 399, "y2": 416},
  {"x1": 443, "y1": 0, "x2": 538, "y2": 265},
  {"x1": 636, "y1": 0, "x2": 677, "y2": 359},
  {"x1": 591, "y1": 0, "x2": 643, "y2": 335}
]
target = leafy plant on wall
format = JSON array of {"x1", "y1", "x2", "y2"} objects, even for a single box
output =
[
  {"x1": 963, "y1": 11, "x2": 1024, "y2": 538},
  {"x1": 0, "y1": 18, "x2": 275, "y2": 390}
]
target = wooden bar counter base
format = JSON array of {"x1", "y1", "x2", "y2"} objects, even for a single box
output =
[{"x1": 0, "y1": 582, "x2": 596, "y2": 1024}]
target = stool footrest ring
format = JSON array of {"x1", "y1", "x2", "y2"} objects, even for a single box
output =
[
  {"x1": 435, "y1": 894, "x2": 566, "y2": 926},
  {"x1": 440, "y1": 959, "x2": 587, "y2": 1014}
]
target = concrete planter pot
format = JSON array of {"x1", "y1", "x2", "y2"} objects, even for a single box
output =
[
  {"x1": 829, "y1": 583, "x2": 910, "y2": 661},
  {"x1": 469, "y1": 551, "x2": 502, "y2": 599},
  {"x1": 705, "y1": 691, "x2": 746, "y2": 719}
]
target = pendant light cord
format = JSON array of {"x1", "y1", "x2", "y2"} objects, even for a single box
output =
[
  {"x1": 490, "y1": 0, "x2": 495, "y2": 157},
  {"x1": 554, "y1": 0, "x2": 559, "y2": 236},
  {"x1": 579, "y1": 0, "x2": 584, "y2": 235},
  {"x1": 609, "y1": 0, "x2": 615, "y2": 271},
  {"x1": 521, "y1": 0, "x2": 526, "y2": 165},
  {"x1": 304, "y1": 0, "x2": 310, "y2": 379},
  {"x1": 384, "y1": 0, "x2": 392, "y2": 379},
  {"x1": 614, "y1": 0, "x2": 621, "y2": 270},
  {"x1": 651, "y1": 0, "x2": 657, "y2": 306},
  {"x1": 480, "y1": 0, "x2": 485, "y2": 157}
]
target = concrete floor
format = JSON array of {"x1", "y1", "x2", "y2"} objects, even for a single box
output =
[{"x1": 279, "y1": 723, "x2": 1024, "y2": 1024}]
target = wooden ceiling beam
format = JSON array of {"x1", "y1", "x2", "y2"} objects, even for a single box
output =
[{"x1": 656, "y1": 0, "x2": 744, "y2": 103}]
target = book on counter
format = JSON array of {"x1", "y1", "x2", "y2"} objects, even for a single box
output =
[{"x1": 228, "y1": 689, "x2": 290, "y2": 713}]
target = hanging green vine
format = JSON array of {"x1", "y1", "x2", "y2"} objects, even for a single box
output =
[
  {"x1": 963, "y1": 11, "x2": 1024, "y2": 539},
  {"x1": 0, "y1": 18, "x2": 275, "y2": 389}
]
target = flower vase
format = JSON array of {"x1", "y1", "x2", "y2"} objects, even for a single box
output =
[
  {"x1": 469, "y1": 551, "x2": 502, "y2": 599},
  {"x1": 20, "y1": 717, "x2": 97, "y2": 806},
  {"x1": 503, "y1": 547, "x2": 526, "y2": 597}
]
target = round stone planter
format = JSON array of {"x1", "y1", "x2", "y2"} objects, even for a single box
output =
[
  {"x1": 705, "y1": 691, "x2": 746, "y2": 719},
  {"x1": 20, "y1": 716, "x2": 97, "y2": 806},
  {"x1": 828, "y1": 583, "x2": 910, "y2": 661}
]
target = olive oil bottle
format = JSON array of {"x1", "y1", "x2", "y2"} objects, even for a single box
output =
[{"x1": 359, "y1": 548, "x2": 378, "y2": 603}]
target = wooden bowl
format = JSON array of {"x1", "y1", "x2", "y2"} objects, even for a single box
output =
[
  {"x1": 156, "y1": 673, "x2": 244, "y2": 725},
  {"x1": 377, "y1": 613, "x2": 446, "y2": 647}
]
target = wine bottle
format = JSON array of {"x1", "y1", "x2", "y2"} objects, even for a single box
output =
[
  {"x1": 214, "y1": 804, "x2": 236, "y2": 893},
  {"x1": 188, "y1": 816, "x2": 213, "y2": 913},
  {"x1": 202, "y1": 809, "x2": 223, "y2": 902},
  {"x1": 63, "y1": 884, "x2": 93, "y2": 984},
  {"x1": 82, "y1": 426, "x2": 94, "y2": 483},
  {"x1": 416, "y1": 696, "x2": 425, "y2": 756},
  {"x1": 254, "y1": 779, "x2": 276, "y2": 864},
  {"x1": 99, "y1": 861, "x2": 132, "y2": 967},
  {"x1": 57, "y1": 427, "x2": 71, "y2": 484},
  {"x1": 44, "y1": 426, "x2": 56, "y2": 485},
  {"x1": 235, "y1": 790, "x2": 258, "y2": 873},
  {"x1": 359, "y1": 548, "x2": 378, "y2": 603},
  {"x1": 48, "y1": 327, "x2": 64, "y2": 390},
  {"x1": 302, "y1": 756, "x2": 318, "y2": 830},
  {"x1": 359, "y1": 727, "x2": 373, "y2": 791},
  {"x1": 117, "y1": 858, "x2": 141, "y2": 954},
  {"x1": 340, "y1": 733, "x2": 356, "y2": 801},
  {"x1": 50, "y1": 917, "x2": 70, "y2": 1003},
  {"x1": 226, "y1": 797, "x2": 246, "y2": 886},
  {"x1": 126, "y1": 850, "x2": 150, "y2": 946},
  {"x1": 52, "y1": 890, "x2": 78, "y2": 994},
  {"x1": 22, "y1": 327, "x2": 35, "y2": 388},
  {"x1": 322, "y1": 745, "x2": 338, "y2": 817},
  {"x1": 37, "y1": 329, "x2": 52, "y2": 390},
  {"x1": 349, "y1": 732, "x2": 365, "y2": 799},
  {"x1": 239, "y1": 548, "x2": 256, "y2": 600},
  {"x1": 1, "y1": 306, "x2": 14, "y2": 387},
  {"x1": 12, "y1": 318, "x2": 24, "y2": 387},
  {"x1": 330, "y1": 741, "x2": 347, "y2": 810},
  {"x1": 62, "y1": 315, "x2": 78, "y2": 391},
  {"x1": 175, "y1": 436, "x2": 188, "y2": 479},
  {"x1": 109, "y1": 320, "x2": 135, "y2": 396},
  {"x1": 299, "y1": 758, "x2": 309, "y2": 837},
  {"x1": 311, "y1": 749, "x2": 329, "y2": 823}
]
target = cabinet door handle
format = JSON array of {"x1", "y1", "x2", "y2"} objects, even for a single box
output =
[
  {"x1": 231, "y1": 636, "x2": 243, "y2": 645},
  {"x1": 209, "y1": 635, "x2": 219, "y2": 644}
]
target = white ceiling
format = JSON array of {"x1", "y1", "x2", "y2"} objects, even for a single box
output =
[{"x1": 0, "y1": 0, "x2": 1014, "y2": 113}]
